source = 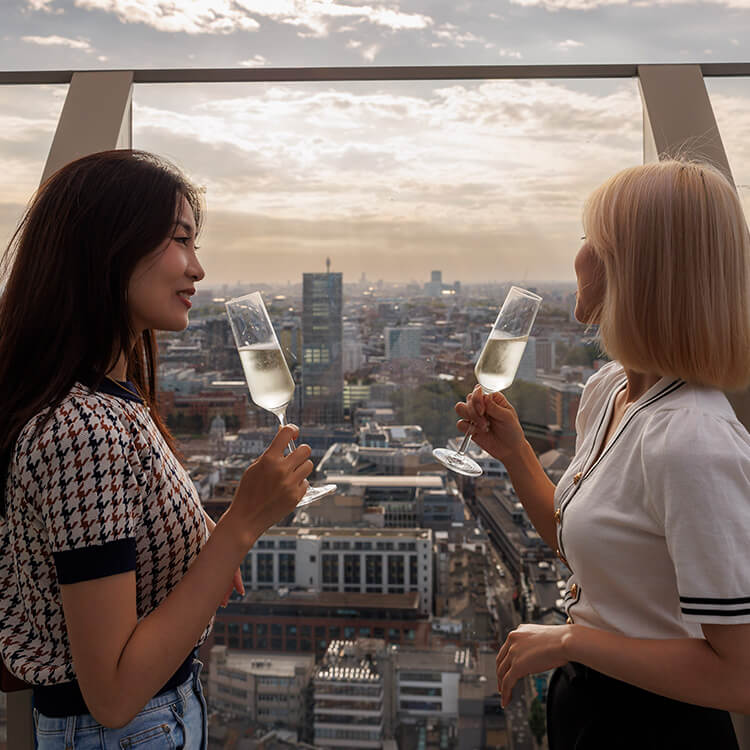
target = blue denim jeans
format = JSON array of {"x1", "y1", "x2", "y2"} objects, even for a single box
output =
[{"x1": 33, "y1": 659, "x2": 207, "y2": 749}]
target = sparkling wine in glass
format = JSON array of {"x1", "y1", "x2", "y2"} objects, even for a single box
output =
[
  {"x1": 433, "y1": 285, "x2": 542, "y2": 477},
  {"x1": 226, "y1": 292, "x2": 336, "y2": 506}
]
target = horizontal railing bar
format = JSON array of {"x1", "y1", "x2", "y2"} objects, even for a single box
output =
[{"x1": 0, "y1": 62, "x2": 749, "y2": 86}]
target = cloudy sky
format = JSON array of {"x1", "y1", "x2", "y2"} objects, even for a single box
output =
[{"x1": 0, "y1": 0, "x2": 748, "y2": 285}]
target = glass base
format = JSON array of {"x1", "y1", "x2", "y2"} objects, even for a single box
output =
[
  {"x1": 296, "y1": 483, "x2": 337, "y2": 507},
  {"x1": 432, "y1": 448, "x2": 483, "y2": 477}
]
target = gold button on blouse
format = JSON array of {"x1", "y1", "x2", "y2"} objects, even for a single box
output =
[
  {"x1": 556, "y1": 548, "x2": 569, "y2": 566},
  {"x1": 566, "y1": 616, "x2": 573, "y2": 625},
  {"x1": 553, "y1": 508, "x2": 561, "y2": 524},
  {"x1": 570, "y1": 583, "x2": 579, "y2": 598},
  {"x1": 573, "y1": 472, "x2": 583, "y2": 484}
]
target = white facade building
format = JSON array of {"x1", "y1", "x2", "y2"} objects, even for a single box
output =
[
  {"x1": 207, "y1": 646, "x2": 315, "y2": 728},
  {"x1": 314, "y1": 640, "x2": 392, "y2": 749},
  {"x1": 244, "y1": 528, "x2": 433, "y2": 616},
  {"x1": 515, "y1": 335, "x2": 537, "y2": 383},
  {"x1": 396, "y1": 648, "x2": 471, "y2": 720},
  {"x1": 343, "y1": 336, "x2": 365, "y2": 374}
]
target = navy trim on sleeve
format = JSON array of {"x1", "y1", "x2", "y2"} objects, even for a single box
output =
[
  {"x1": 53, "y1": 538, "x2": 137, "y2": 584},
  {"x1": 681, "y1": 607, "x2": 750, "y2": 617}
]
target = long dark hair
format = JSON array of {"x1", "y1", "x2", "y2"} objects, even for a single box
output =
[{"x1": 0, "y1": 149, "x2": 204, "y2": 515}]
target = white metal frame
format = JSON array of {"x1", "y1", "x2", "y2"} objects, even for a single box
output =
[{"x1": 1, "y1": 63, "x2": 748, "y2": 749}]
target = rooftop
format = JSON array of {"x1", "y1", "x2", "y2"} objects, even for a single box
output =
[
  {"x1": 212, "y1": 647, "x2": 315, "y2": 678},
  {"x1": 260, "y1": 526, "x2": 432, "y2": 540},
  {"x1": 315, "y1": 639, "x2": 386, "y2": 683},
  {"x1": 396, "y1": 645, "x2": 472, "y2": 673},
  {"x1": 235, "y1": 590, "x2": 421, "y2": 611},
  {"x1": 327, "y1": 475, "x2": 445, "y2": 489}
]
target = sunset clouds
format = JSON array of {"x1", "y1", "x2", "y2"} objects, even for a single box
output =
[{"x1": 2, "y1": 0, "x2": 749, "y2": 283}]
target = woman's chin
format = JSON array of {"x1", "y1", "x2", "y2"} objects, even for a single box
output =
[{"x1": 151, "y1": 315, "x2": 190, "y2": 333}]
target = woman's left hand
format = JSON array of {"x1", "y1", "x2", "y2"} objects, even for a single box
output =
[
  {"x1": 496, "y1": 624, "x2": 571, "y2": 707},
  {"x1": 221, "y1": 568, "x2": 245, "y2": 608}
]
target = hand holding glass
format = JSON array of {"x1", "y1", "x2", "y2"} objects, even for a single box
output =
[
  {"x1": 433, "y1": 285, "x2": 542, "y2": 477},
  {"x1": 225, "y1": 292, "x2": 336, "y2": 506}
]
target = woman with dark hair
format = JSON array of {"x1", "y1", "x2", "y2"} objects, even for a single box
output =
[
  {"x1": 0, "y1": 150, "x2": 313, "y2": 747},
  {"x1": 458, "y1": 160, "x2": 750, "y2": 749}
]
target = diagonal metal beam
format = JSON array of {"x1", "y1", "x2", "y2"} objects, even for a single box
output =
[
  {"x1": 42, "y1": 70, "x2": 133, "y2": 183},
  {"x1": 638, "y1": 64, "x2": 733, "y2": 182}
]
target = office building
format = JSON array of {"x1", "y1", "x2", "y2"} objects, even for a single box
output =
[
  {"x1": 210, "y1": 589, "x2": 430, "y2": 658},
  {"x1": 424, "y1": 270, "x2": 443, "y2": 298},
  {"x1": 384, "y1": 326, "x2": 423, "y2": 360},
  {"x1": 515, "y1": 335, "x2": 537, "y2": 383},
  {"x1": 396, "y1": 647, "x2": 470, "y2": 720},
  {"x1": 303, "y1": 269, "x2": 343, "y2": 424},
  {"x1": 314, "y1": 639, "x2": 394, "y2": 748},
  {"x1": 207, "y1": 646, "x2": 315, "y2": 728},
  {"x1": 536, "y1": 336, "x2": 557, "y2": 372},
  {"x1": 242, "y1": 527, "x2": 433, "y2": 616}
]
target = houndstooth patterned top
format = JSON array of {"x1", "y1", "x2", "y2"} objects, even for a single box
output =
[{"x1": 0, "y1": 380, "x2": 212, "y2": 686}]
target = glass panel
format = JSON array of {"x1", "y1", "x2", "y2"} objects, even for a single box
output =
[
  {"x1": 0, "y1": 85, "x2": 67, "y2": 253},
  {"x1": 130, "y1": 75, "x2": 643, "y2": 743},
  {"x1": 704, "y1": 77, "x2": 750, "y2": 221},
  {"x1": 133, "y1": 79, "x2": 641, "y2": 290}
]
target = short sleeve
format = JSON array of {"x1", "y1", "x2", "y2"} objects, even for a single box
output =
[
  {"x1": 27, "y1": 396, "x2": 143, "y2": 585},
  {"x1": 642, "y1": 408, "x2": 750, "y2": 625}
]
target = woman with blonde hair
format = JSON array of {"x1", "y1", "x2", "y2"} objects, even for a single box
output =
[{"x1": 458, "y1": 159, "x2": 750, "y2": 749}]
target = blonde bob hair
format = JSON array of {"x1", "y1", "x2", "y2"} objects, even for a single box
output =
[{"x1": 583, "y1": 159, "x2": 750, "y2": 391}]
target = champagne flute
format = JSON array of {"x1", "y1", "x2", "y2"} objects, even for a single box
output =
[
  {"x1": 225, "y1": 292, "x2": 336, "y2": 506},
  {"x1": 433, "y1": 285, "x2": 542, "y2": 477}
]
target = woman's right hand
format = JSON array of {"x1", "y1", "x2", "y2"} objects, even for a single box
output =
[
  {"x1": 455, "y1": 384, "x2": 526, "y2": 463},
  {"x1": 228, "y1": 424, "x2": 313, "y2": 539}
]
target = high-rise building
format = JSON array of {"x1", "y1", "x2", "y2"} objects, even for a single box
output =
[
  {"x1": 516, "y1": 335, "x2": 537, "y2": 383},
  {"x1": 343, "y1": 321, "x2": 365, "y2": 373},
  {"x1": 303, "y1": 270, "x2": 343, "y2": 424},
  {"x1": 242, "y1": 527, "x2": 434, "y2": 616},
  {"x1": 314, "y1": 639, "x2": 394, "y2": 748},
  {"x1": 535, "y1": 336, "x2": 557, "y2": 372},
  {"x1": 208, "y1": 645, "x2": 315, "y2": 727},
  {"x1": 425, "y1": 270, "x2": 444, "y2": 298},
  {"x1": 384, "y1": 326, "x2": 423, "y2": 360}
]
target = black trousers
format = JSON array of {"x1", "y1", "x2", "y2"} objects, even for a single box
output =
[{"x1": 547, "y1": 662, "x2": 739, "y2": 750}]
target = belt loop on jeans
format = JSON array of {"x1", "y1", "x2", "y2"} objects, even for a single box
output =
[
  {"x1": 64, "y1": 713, "x2": 77, "y2": 749},
  {"x1": 192, "y1": 658, "x2": 203, "y2": 692}
]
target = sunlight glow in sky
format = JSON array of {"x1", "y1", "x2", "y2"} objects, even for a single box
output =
[{"x1": 1, "y1": 0, "x2": 748, "y2": 284}]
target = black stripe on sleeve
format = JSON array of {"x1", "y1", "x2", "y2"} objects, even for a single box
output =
[
  {"x1": 680, "y1": 595, "x2": 750, "y2": 605},
  {"x1": 53, "y1": 538, "x2": 137, "y2": 584},
  {"x1": 681, "y1": 607, "x2": 750, "y2": 617}
]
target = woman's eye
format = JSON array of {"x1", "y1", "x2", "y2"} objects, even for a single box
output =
[{"x1": 174, "y1": 236, "x2": 191, "y2": 245}]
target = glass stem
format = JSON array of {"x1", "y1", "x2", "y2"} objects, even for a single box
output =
[
  {"x1": 276, "y1": 410, "x2": 297, "y2": 452},
  {"x1": 457, "y1": 427, "x2": 474, "y2": 456}
]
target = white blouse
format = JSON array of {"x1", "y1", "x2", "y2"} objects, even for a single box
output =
[{"x1": 555, "y1": 361, "x2": 750, "y2": 639}]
